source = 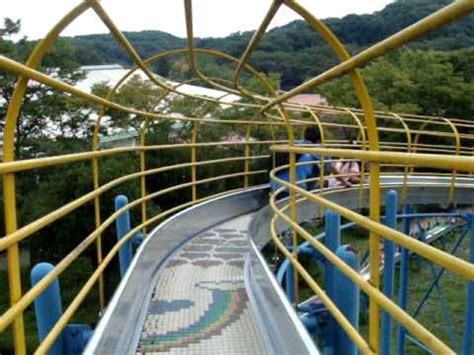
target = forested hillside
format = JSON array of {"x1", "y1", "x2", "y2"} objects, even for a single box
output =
[{"x1": 67, "y1": 0, "x2": 474, "y2": 88}]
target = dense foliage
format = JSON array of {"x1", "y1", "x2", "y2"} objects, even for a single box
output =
[
  {"x1": 319, "y1": 49, "x2": 474, "y2": 119},
  {"x1": 65, "y1": 0, "x2": 474, "y2": 88}
]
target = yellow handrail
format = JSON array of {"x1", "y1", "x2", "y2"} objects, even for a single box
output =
[
  {"x1": 269, "y1": 193, "x2": 456, "y2": 354},
  {"x1": 0, "y1": 169, "x2": 266, "y2": 335},
  {"x1": 0, "y1": 154, "x2": 269, "y2": 251}
]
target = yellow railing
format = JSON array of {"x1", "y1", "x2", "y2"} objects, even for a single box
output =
[{"x1": 0, "y1": 0, "x2": 473, "y2": 354}]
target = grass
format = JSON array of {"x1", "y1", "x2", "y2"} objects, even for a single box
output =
[{"x1": 398, "y1": 229, "x2": 470, "y2": 354}]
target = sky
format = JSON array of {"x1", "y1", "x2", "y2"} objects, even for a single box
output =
[{"x1": 2, "y1": 0, "x2": 394, "y2": 40}]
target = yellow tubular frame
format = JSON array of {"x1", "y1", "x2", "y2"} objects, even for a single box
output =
[
  {"x1": 269, "y1": 190, "x2": 456, "y2": 354},
  {"x1": 1, "y1": 3, "x2": 94, "y2": 351},
  {"x1": 139, "y1": 120, "x2": 150, "y2": 234},
  {"x1": 281, "y1": 2, "x2": 382, "y2": 347},
  {"x1": 0, "y1": 0, "x2": 473, "y2": 353},
  {"x1": 0, "y1": 165, "x2": 268, "y2": 332},
  {"x1": 233, "y1": 0, "x2": 283, "y2": 87},
  {"x1": 390, "y1": 113, "x2": 412, "y2": 203},
  {"x1": 302, "y1": 106, "x2": 326, "y2": 212},
  {"x1": 343, "y1": 109, "x2": 368, "y2": 208},
  {"x1": 0, "y1": 149, "x2": 270, "y2": 251}
]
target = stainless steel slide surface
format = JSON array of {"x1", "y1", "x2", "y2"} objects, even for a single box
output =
[
  {"x1": 86, "y1": 186, "x2": 316, "y2": 354},
  {"x1": 137, "y1": 214, "x2": 267, "y2": 354},
  {"x1": 86, "y1": 175, "x2": 473, "y2": 354}
]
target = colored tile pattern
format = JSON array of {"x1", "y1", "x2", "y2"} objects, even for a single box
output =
[{"x1": 138, "y1": 215, "x2": 266, "y2": 354}]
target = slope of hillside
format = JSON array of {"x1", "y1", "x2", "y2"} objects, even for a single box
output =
[{"x1": 67, "y1": 0, "x2": 474, "y2": 88}]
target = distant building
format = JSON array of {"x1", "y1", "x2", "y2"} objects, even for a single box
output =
[
  {"x1": 75, "y1": 64, "x2": 241, "y2": 105},
  {"x1": 76, "y1": 64, "x2": 142, "y2": 92},
  {"x1": 220, "y1": 132, "x2": 256, "y2": 144},
  {"x1": 99, "y1": 131, "x2": 138, "y2": 149},
  {"x1": 77, "y1": 64, "x2": 243, "y2": 144},
  {"x1": 287, "y1": 94, "x2": 328, "y2": 106}
]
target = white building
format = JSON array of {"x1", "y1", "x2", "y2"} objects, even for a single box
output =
[
  {"x1": 76, "y1": 64, "x2": 241, "y2": 105},
  {"x1": 77, "y1": 64, "x2": 242, "y2": 147}
]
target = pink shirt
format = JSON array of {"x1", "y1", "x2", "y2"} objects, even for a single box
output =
[{"x1": 328, "y1": 161, "x2": 360, "y2": 188}]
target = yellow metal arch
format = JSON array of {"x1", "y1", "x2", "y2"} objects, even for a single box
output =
[{"x1": 0, "y1": 1, "x2": 473, "y2": 353}]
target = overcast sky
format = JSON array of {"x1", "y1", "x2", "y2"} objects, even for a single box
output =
[{"x1": 3, "y1": 0, "x2": 394, "y2": 40}]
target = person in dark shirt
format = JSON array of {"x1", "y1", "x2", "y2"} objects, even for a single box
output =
[{"x1": 271, "y1": 127, "x2": 351, "y2": 198}]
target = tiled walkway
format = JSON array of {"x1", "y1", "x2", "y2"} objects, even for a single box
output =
[{"x1": 137, "y1": 215, "x2": 266, "y2": 354}]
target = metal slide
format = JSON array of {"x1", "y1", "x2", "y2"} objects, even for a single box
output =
[
  {"x1": 85, "y1": 176, "x2": 474, "y2": 354},
  {"x1": 85, "y1": 186, "x2": 316, "y2": 354}
]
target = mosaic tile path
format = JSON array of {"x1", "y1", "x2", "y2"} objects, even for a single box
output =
[{"x1": 137, "y1": 215, "x2": 266, "y2": 354}]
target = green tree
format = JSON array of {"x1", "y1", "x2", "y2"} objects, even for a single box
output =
[
  {"x1": 45, "y1": 0, "x2": 474, "y2": 89},
  {"x1": 92, "y1": 74, "x2": 166, "y2": 132},
  {"x1": 396, "y1": 50, "x2": 472, "y2": 118},
  {"x1": 0, "y1": 19, "x2": 89, "y2": 155},
  {"x1": 319, "y1": 49, "x2": 474, "y2": 119}
]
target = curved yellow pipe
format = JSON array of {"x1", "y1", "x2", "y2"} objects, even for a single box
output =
[
  {"x1": 344, "y1": 109, "x2": 368, "y2": 207},
  {"x1": 1, "y1": 2, "x2": 93, "y2": 349},
  {"x1": 280, "y1": 2, "x2": 381, "y2": 348},
  {"x1": 390, "y1": 113, "x2": 412, "y2": 203}
]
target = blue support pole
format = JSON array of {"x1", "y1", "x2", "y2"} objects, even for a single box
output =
[
  {"x1": 397, "y1": 204, "x2": 412, "y2": 355},
  {"x1": 334, "y1": 245, "x2": 359, "y2": 355},
  {"x1": 277, "y1": 222, "x2": 357, "y2": 285},
  {"x1": 462, "y1": 213, "x2": 474, "y2": 355},
  {"x1": 382, "y1": 190, "x2": 398, "y2": 355},
  {"x1": 325, "y1": 211, "x2": 341, "y2": 298},
  {"x1": 286, "y1": 261, "x2": 296, "y2": 304},
  {"x1": 115, "y1": 195, "x2": 133, "y2": 278},
  {"x1": 324, "y1": 211, "x2": 340, "y2": 354},
  {"x1": 31, "y1": 263, "x2": 66, "y2": 355}
]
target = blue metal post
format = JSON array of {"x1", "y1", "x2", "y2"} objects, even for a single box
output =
[
  {"x1": 397, "y1": 204, "x2": 412, "y2": 355},
  {"x1": 31, "y1": 263, "x2": 66, "y2": 355},
  {"x1": 462, "y1": 213, "x2": 474, "y2": 355},
  {"x1": 334, "y1": 245, "x2": 359, "y2": 355},
  {"x1": 286, "y1": 260, "x2": 296, "y2": 304},
  {"x1": 325, "y1": 211, "x2": 341, "y2": 298},
  {"x1": 115, "y1": 195, "x2": 133, "y2": 278},
  {"x1": 324, "y1": 211, "x2": 340, "y2": 354},
  {"x1": 382, "y1": 190, "x2": 398, "y2": 355}
]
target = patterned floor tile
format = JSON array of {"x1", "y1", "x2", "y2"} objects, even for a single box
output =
[{"x1": 137, "y1": 215, "x2": 265, "y2": 354}]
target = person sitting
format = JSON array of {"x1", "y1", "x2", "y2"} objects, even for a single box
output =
[
  {"x1": 270, "y1": 127, "x2": 351, "y2": 198},
  {"x1": 328, "y1": 140, "x2": 361, "y2": 188},
  {"x1": 328, "y1": 159, "x2": 361, "y2": 188}
]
